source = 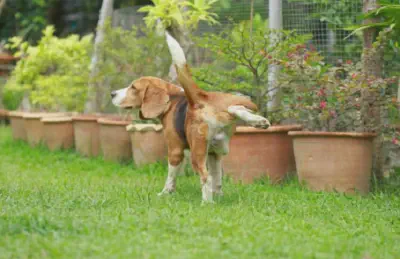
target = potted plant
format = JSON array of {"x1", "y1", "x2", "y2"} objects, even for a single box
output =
[
  {"x1": 98, "y1": 115, "x2": 132, "y2": 163},
  {"x1": 281, "y1": 43, "x2": 397, "y2": 194},
  {"x1": 8, "y1": 111, "x2": 27, "y2": 141},
  {"x1": 0, "y1": 51, "x2": 19, "y2": 76},
  {"x1": 126, "y1": 115, "x2": 167, "y2": 166},
  {"x1": 4, "y1": 26, "x2": 92, "y2": 149},
  {"x1": 41, "y1": 116, "x2": 74, "y2": 151}
]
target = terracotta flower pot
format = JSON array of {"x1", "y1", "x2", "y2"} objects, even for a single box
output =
[
  {"x1": 289, "y1": 131, "x2": 377, "y2": 194},
  {"x1": 0, "y1": 53, "x2": 19, "y2": 76},
  {"x1": 8, "y1": 111, "x2": 27, "y2": 141},
  {"x1": 42, "y1": 117, "x2": 74, "y2": 151},
  {"x1": 23, "y1": 113, "x2": 66, "y2": 147},
  {"x1": 0, "y1": 109, "x2": 9, "y2": 125},
  {"x1": 127, "y1": 124, "x2": 168, "y2": 166},
  {"x1": 98, "y1": 118, "x2": 132, "y2": 163},
  {"x1": 223, "y1": 125, "x2": 303, "y2": 184},
  {"x1": 72, "y1": 115, "x2": 101, "y2": 157},
  {"x1": 0, "y1": 53, "x2": 19, "y2": 64}
]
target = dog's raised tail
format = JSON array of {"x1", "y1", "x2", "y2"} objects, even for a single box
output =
[{"x1": 165, "y1": 32, "x2": 203, "y2": 106}]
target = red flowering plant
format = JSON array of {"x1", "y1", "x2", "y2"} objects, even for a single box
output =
[{"x1": 277, "y1": 44, "x2": 398, "y2": 141}]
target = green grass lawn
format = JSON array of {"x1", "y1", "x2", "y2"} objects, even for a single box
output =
[{"x1": 0, "y1": 126, "x2": 399, "y2": 259}]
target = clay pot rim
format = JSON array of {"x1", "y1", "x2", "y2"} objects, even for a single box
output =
[
  {"x1": 23, "y1": 113, "x2": 46, "y2": 119},
  {"x1": 98, "y1": 118, "x2": 130, "y2": 126},
  {"x1": 8, "y1": 111, "x2": 26, "y2": 118},
  {"x1": 288, "y1": 131, "x2": 377, "y2": 138},
  {"x1": 126, "y1": 123, "x2": 163, "y2": 132},
  {"x1": 42, "y1": 116, "x2": 72, "y2": 123},
  {"x1": 0, "y1": 109, "x2": 8, "y2": 115},
  {"x1": 235, "y1": 125, "x2": 303, "y2": 133},
  {"x1": 0, "y1": 53, "x2": 19, "y2": 61},
  {"x1": 23, "y1": 112, "x2": 69, "y2": 119},
  {"x1": 72, "y1": 115, "x2": 101, "y2": 122},
  {"x1": 389, "y1": 124, "x2": 400, "y2": 130}
]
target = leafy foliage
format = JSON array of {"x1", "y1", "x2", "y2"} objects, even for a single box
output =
[
  {"x1": 192, "y1": 18, "x2": 310, "y2": 118},
  {"x1": 138, "y1": 0, "x2": 219, "y2": 31},
  {"x1": 347, "y1": 2, "x2": 400, "y2": 39},
  {"x1": 0, "y1": 77, "x2": 23, "y2": 110},
  {"x1": 347, "y1": 2, "x2": 400, "y2": 78},
  {"x1": 0, "y1": 0, "x2": 57, "y2": 43},
  {"x1": 95, "y1": 21, "x2": 171, "y2": 111},
  {"x1": 4, "y1": 26, "x2": 92, "y2": 111},
  {"x1": 279, "y1": 44, "x2": 398, "y2": 136}
]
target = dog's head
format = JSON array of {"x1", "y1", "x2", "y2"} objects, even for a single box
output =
[{"x1": 111, "y1": 77, "x2": 182, "y2": 119}]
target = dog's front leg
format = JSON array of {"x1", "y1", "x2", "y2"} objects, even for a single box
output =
[
  {"x1": 228, "y1": 105, "x2": 270, "y2": 129},
  {"x1": 158, "y1": 148, "x2": 185, "y2": 196},
  {"x1": 190, "y1": 125, "x2": 213, "y2": 203}
]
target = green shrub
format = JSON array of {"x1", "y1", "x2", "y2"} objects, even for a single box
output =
[
  {"x1": 95, "y1": 21, "x2": 172, "y2": 111},
  {"x1": 1, "y1": 77, "x2": 23, "y2": 110},
  {"x1": 5, "y1": 26, "x2": 92, "y2": 112}
]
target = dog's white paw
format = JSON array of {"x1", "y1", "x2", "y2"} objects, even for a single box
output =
[
  {"x1": 157, "y1": 187, "x2": 175, "y2": 196},
  {"x1": 201, "y1": 199, "x2": 215, "y2": 205},
  {"x1": 213, "y1": 190, "x2": 223, "y2": 196},
  {"x1": 212, "y1": 186, "x2": 223, "y2": 196},
  {"x1": 252, "y1": 118, "x2": 271, "y2": 129}
]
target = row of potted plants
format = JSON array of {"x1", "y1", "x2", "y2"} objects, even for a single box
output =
[
  {"x1": 4, "y1": 111, "x2": 168, "y2": 167},
  {"x1": 1, "y1": 109, "x2": 381, "y2": 195}
]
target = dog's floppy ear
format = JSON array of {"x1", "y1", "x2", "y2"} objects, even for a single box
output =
[{"x1": 138, "y1": 78, "x2": 170, "y2": 119}]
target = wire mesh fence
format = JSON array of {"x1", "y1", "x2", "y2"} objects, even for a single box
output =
[
  {"x1": 283, "y1": 0, "x2": 363, "y2": 63},
  {"x1": 111, "y1": 0, "x2": 398, "y2": 76}
]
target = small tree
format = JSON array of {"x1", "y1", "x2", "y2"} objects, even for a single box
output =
[
  {"x1": 138, "y1": 0, "x2": 219, "y2": 74},
  {"x1": 193, "y1": 18, "x2": 310, "y2": 119},
  {"x1": 138, "y1": 0, "x2": 218, "y2": 41},
  {"x1": 0, "y1": 0, "x2": 5, "y2": 17}
]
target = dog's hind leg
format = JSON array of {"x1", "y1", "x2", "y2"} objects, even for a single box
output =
[
  {"x1": 158, "y1": 148, "x2": 185, "y2": 196},
  {"x1": 228, "y1": 105, "x2": 271, "y2": 129},
  {"x1": 207, "y1": 154, "x2": 223, "y2": 196}
]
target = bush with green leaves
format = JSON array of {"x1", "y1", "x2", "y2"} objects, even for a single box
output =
[
  {"x1": 5, "y1": 26, "x2": 92, "y2": 112},
  {"x1": 192, "y1": 17, "x2": 310, "y2": 118},
  {"x1": 138, "y1": 0, "x2": 218, "y2": 33},
  {"x1": 278, "y1": 43, "x2": 398, "y2": 144}
]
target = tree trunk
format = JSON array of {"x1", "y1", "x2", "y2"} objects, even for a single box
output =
[
  {"x1": 84, "y1": 0, "x2": 114, "y2": 113},
  {"x1": 19, "y1": 93, "x2": 31, "y2": 111},
  {"x1": 362, "y1": 0, "x2": 384, "y2": 180},
  {"x1": 0, "y1": 0, "x2": 6, "y2": 17}
]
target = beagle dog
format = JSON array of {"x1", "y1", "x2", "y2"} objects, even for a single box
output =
[{"x1": 111, "y1": 33, "x2": 270, "y2": 203}]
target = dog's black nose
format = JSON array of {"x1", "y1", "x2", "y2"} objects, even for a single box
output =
[{"x1": 111, "y1": 91, "x2": 117, "y2": 98}]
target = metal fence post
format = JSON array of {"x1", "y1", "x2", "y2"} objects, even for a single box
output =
[{"x1": 267, "y1": 0, "x2": 282, "y2": 112}]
